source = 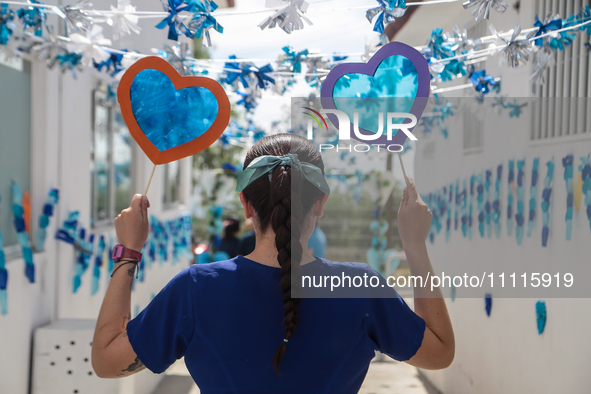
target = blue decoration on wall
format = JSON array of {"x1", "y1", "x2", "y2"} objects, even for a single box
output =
[
  {"x1": 11, "y1": 182, "x2": 34, "y2": 283},
  {"x1": 454, "y1": 179, "x2": 461, "y2": 231},
  {"x1": 484, "y1": 169, "x2": 492, "y2": 238},
  {"x1": 507, "y1": 160, "x2": 515, "y2": 237},
  {"x1": 515, "y1": 160, "x2": 526, "y2": 244},
  {"x1": 91, "y1": 235, "x2": 105, "y2": 295},
  {"x1": 35, "y1": 188, "x2": 59, "y2": 252},
  {"x1": 73, "y1": 228, "x2": 94, "y2": 294},
  {"x1": 450, "y1": 283, "x2": 456, "y2": 302},
  {"x1": 541, "y1": 158, "x2": 554, "y2": 247},
  {"x1": 130, "y1": 69, "x2": 219, "y2": 152},
  {"x1": 476, "y1": 173, "x2": 485, "y2": 238},
  {"x1": 527, "y1": 158, "x2": 539, "y2": 237},
  {"x1": 468, "y1": 175, "x2": 475, "y2": 240},
  {"x1": 492, "y1": 164, "x2": 502, "y2": 238},
  {"x1": 532, "y1": 14, "x2": 562, "y2": 46},
  {"x1": 562, "y1": 154, "x2": 574, "y2": 241},
  {"x1": 0, "y1": 4, "x2": 16, "y2": 45},
  {"x1": 461, "y1": 178, "x2": 468, "y2": 238},
  {"x1": 485, "y1": 293, "x2": 492, "y2": 316},
  {"x1": 446, "y1": 183, "x2": 453, "y2": 242},
  {"x1": 579, "y1": 155, "x2": 591, "y2": 233},
  {"x1": 536, "y1": 300, "x2": 547, "y2": 335},
  {"x1": 0, "y1": 194, "x2": 7, "y2": 315}
]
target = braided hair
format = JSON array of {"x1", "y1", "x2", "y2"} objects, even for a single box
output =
[{"x1": 241, "y1": 134, "x2": 326, "y2": 375}]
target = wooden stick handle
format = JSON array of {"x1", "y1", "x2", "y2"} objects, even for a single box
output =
[
  {"x1": 397, "y1": 152, "x2": 409, "y2": 187},
  {"x1": 144, "y1": 164, "x2": 156, "y2": 196}
]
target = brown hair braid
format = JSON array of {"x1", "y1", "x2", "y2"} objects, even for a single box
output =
[{"x1": 242, "y1": 133, "x2": 326, "y2": 375}]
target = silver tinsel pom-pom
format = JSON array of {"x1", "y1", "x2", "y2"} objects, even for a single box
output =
[
  {"x1": 463, "y1": 0, "x2": 508, "y2": 21},
  {"x1": 500, "y1": 26, "x2": 533, "y2": 68}
]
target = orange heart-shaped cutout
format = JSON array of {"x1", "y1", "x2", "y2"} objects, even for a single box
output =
[{"x1": 118, "y1": 56, "x2": 231, "y2": 165}]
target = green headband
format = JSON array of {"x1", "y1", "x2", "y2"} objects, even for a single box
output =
[{"x1": 235, "y1": 154, "x2": 331, "y2": 195}]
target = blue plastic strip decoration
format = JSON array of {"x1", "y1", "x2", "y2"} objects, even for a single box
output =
[
  {"x1": 562, "y1": 154, "x2": 574, "y2": 241},
  {"x1": 469, "y1": 175, "x2": 475, "y2": 240},
  {"x1": 91, "y1": 235, "x2": 105, "y2": 295},
  {"x1": 527, "y1": 158, "x2": 539, "y2": 237},
  {"x1": 476, "y1": 173, "x2": 485, "y2": 238},
  {"x1": 492, "y1": 164, "x2": 502, "y2": 238},
  {"x1": 485, "y1": 169, "x2": 492, "y2": 238},
  {"x1": 579, "y1": 154, "x2": 591, "y2": 233},
  {"x1": 536, "y1": 300, "x2": 547, "y2": 335},
  {"x1": 446, "y1": 183, "x2": 453, "y2": 242},
  {"x1": 0, "y1": 194, "x2": 8, "y2": 315},
  {"x1": 485, "y1": 293, "x2": 492, "y2": 316},
  {"x1": 55, "y1": 211, "x2": 79, "y2": 245},
  {"x1": 541, "y1": 158, "x2": 554, "y2": 247},
  {"x1": 515, "y1": 159, "x2": 525, "y2": 245},
  {"x1": 507, "y1": 160, "x2": 515, "y2": 237},
  {"x1": 35, "y1": 188, "x2": 59, "y2": 252},
  {"x1": 11, "y1": 182, "x2": 34, "y2": 283},
  {"x1": 461, "y1": 178, "x2": 468, "y2": 238}
]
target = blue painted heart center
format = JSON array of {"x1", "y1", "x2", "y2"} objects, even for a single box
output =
[
  {"x1": 130, "y1": 69, "x2": 219, "y2": 152},
  {"x1": 332, "y1": 55, "x2": 418, "y2": 134}
]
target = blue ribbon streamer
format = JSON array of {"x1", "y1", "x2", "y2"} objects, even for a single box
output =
[
  {"x1": 536, "y1": 300, "x2": 547, "y2": 334},
  {"x1": 532, "y1": 14, "x2": 562, "y2": 46},
  {"x1": 476, "y1": 173, "x2": 485, "y2": 238},
  {"x1": 446, "y1": 184, "x2": 453, "y2": 242},
  {"x1": 0, "y1": 195, "x2": 7, "y2": 315},
  {"x1": 91, "y1": 235, "x2": 105, "y2": 295},
  {"x1": 156, "y1": 0, "x2": 193, "y2": 41}
]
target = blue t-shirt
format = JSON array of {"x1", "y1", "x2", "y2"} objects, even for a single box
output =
[{"x1": 126, "y1": 256, "x2": 425, "y2": 394}]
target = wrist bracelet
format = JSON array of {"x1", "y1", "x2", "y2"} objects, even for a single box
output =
[{"x1": 111, "y1": 260, "x2": 139, "y2": 278}]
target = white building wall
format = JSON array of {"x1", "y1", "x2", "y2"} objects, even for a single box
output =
[
  {"x1": 0, "y1": 1, "x2": 195, "y2": 392},
  {"x1": 413, "y1": 3, "x2": 591, "y2": 393}
]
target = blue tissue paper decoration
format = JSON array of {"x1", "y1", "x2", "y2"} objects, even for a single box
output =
[
  {"x1": 485, "y1": 293, "x2": 492, "y2": 316},
  {"x1": 562, "y1": 154, "x2": 574, "y2": 241},
  {"x1": 527, "y1": 158, "x2": 539, "y2": 237},
  {"x1": 332, "y1": 54, "x2": 418, "y2": 137},
  {"x1": 536, "y1": 300, "x2": 547, "y2": 335},
  {"x1": 130, "y1": 69, "x2": 219, "y2": 152},
  {"x1": 541, "y1": 159, "x2": 554, "y2": 247}
]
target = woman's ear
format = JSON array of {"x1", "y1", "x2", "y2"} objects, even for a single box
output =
[
  {"x1": 239, "y1": 192, "x2": 254, "y2": 219},
  {"x1": 313, "y1": 193, "x2": 330, "y2": 218}
]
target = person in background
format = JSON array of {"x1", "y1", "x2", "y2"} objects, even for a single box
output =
[
  {"x1": 239, "y1": 218, "x2": 256, "y2": 256},
  {"x1": 307, "y1": 224, "x2": 327, "y2": 258},
  {"x1": 218, "y1": 216, "x2": 241, "y2": 258}
]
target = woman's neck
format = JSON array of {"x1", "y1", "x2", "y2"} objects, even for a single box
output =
[{"x1": 244, "y1": 232, "x2": 316, "y2": 268}]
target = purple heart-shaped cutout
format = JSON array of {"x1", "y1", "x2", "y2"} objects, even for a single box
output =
[{"x1": 320, "y1": 41, "x2": 430, "y2": 146}]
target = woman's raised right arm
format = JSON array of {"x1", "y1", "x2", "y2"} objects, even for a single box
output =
[{"x1": 397, "y1": 177, "x2": 455, "y2": 370}]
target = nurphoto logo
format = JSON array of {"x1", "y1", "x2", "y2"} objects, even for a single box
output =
[{"x1": 302, "y1": 107, "x2": 418, "y2": 153}]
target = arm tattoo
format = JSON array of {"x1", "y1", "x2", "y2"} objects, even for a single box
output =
[
  {"x1": 121, "y1": 312, "x2": 131, "y2": 329},
  {"x1": 120, "y1": 357, "x2": 145, "y2": 375}
]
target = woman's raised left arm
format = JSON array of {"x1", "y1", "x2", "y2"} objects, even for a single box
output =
[{"x1": 91, "y1": 194, "x2": 150, "y2": 378}]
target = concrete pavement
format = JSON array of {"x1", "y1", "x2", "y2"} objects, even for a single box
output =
[{"x1": 151, "y1": 355, "x2": 439, "y2": 394}]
